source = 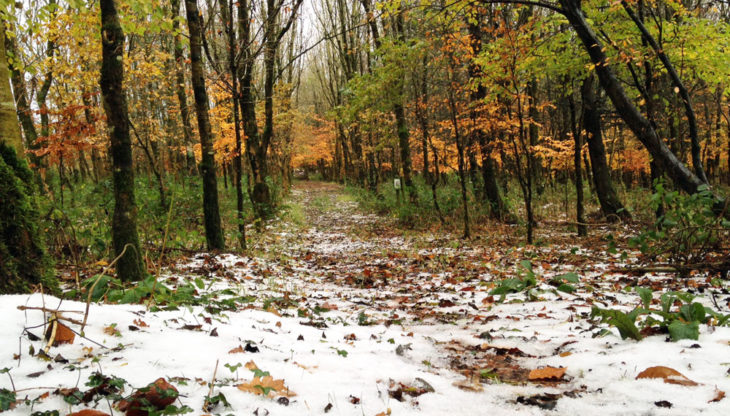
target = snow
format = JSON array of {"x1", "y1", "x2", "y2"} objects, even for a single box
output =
[{"x1": 1, "y1": 183, "x2": 729, "y2": 415}]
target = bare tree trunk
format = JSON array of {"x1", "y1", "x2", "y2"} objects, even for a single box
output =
[
  {"x1": 100, "y1": 0, "x2": 144, "y2": 281},
  {"x1": 581, "y1": 75, "x2": 629, "y2": 220},
  {"x1": 184, "y1": 0, "x2": 225, "y2": 251},
  {"x1": 171, "y1": 0, "x2": 196, "y2": 175}
]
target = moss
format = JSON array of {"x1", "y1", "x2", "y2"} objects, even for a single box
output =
[{"x1": 0, "y1": 143, "x2": 56, "y2": 294}]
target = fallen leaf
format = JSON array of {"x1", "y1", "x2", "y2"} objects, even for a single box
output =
[
  {"x1": 709, "y1": 389, "x2": 725, "y2": 403},
  {"x1": 321, "y1": 302, "x2": 338, "y2": 310},
  {"x1": 528, "y1": 367, "x2": 566, "y2": 381},
  {"x1": 265, "y1": 305, "x2": 281, "y2": 316},
  {"x1": 229, "y1": 345, "x2": 245, "y2": 354},
  {"x1": 636, "y1": 366, "x2": 698, "y2": 386},
  {"x1": 245, "y1": 360, "x2": 259, "y2": 370},
  {"x1": 453, "y1": 377, "x2": 484, "y2": 392},
  {"x1": 103, "y1": 325, "x2": 120, "y2": 337},
  {"x1": 517, "y1": 393, "x2": 561, "y2": 410},
  {"x1": 237, "y1": 376, "x2": 295, "y2": 398},
  {"x1": 47, "y1": 321, "x2": 75, "y2": 345},
  {"x1": 133, "y1": 319, "x2": 148, "y2": 327},
  {"x1": 559, "y1": 352, "x2": 572, "y2": 357},
  {"x1": 67, "y1": 410, "x2": 110, "y2": 416}
]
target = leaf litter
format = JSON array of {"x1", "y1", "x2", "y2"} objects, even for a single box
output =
[{"x1": 1, "y1": 182, "x2": 729, "y2": 415}]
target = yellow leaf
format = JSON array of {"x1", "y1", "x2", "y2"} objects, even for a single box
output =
[{"x1": 236, "y1": 376, "x2": 296, "y2": 398}]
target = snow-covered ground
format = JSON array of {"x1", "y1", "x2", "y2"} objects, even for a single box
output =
[{"x1": 2, "y1": 182, "x2": 729, "y2": 415}]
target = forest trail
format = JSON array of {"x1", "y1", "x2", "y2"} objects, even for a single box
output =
[{"x1": 2, "y1": 181, "x2": 729, "y2": 415}]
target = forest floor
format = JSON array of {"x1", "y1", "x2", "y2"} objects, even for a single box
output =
[{"x1": 2, "y1": 181, "x2": 730, "y2": 416}]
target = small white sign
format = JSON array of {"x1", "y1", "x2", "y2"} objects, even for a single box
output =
[{"x1": 393, "y1": 178, "x2": 402, "y2": 190}]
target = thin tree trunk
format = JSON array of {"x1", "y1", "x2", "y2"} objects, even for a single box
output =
[
  {"x1": 568, "y1": 90, "x2": 586, "y2": 236},
  {"x1": 184, "y1": 0, "x2": 225, "y2": 251},
  {"x1": 171, "y1": 0, "x2": 196, "y2": 175},
  {"x1": 467, "y1": 19, "x2": 510, "y2": 220}
]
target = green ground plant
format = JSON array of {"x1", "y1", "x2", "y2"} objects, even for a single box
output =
[
  {"x1": 591, "y1": 287, "x2": 730, "y2": 341},
  {"x1": 630, "y1": 180, "x2": 730, "y2": 263}
]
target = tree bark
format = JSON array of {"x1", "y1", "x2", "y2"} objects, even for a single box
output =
[
  {"x1": 467, "y1": 19, "x2": 510, "y2": 221},
  {"x1": 581, "y1": 75, "x2": 629, "y2": 220},
  {"x1": 184, "y1": 0, "x2": 225, "y2": 250},
  {"x1": 100, "y1": 0, "x2": 144, "y2": 281},
  {"x1": 221, "y1": 0, "x2": 246, "y2": 250},
  {"x1": 568, "y1": 90, "x2": 586, "y2": 236},
  {"x1": 171, "y1": 0, "x2": 196, "y2": 175}
]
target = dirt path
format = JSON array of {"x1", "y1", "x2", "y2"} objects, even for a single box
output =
[{"x1": 3, "y1": 181, "x2": 728, "y2": 416}]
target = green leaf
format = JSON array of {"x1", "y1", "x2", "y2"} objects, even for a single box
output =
[
  {"x1": 556, "y1": 283, "x2": 576, "y2": 293},
  {"x1": 194, "y1": 277, "x2": 205, "y2": 289},
  {"x1": 0, "y1": 388, "x2": 16, "y2": 411},
  {"x1": 636, "y1": 287, "x2": 653, "y2": 309},
  {"x1": 668, "y1": 320, "x2": 699, "y2": 341},
  {"x1": 555, "y1": 272, "x2": 580, "y2": 283},
  {"x1": 680, "y1": 302, "x2": 707, "y2": 323}
]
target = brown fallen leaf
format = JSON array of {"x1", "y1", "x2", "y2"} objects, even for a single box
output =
[
  {"x1": 45, "y1": 320, "x2": 75, "y2": 346},
  {"x1": 118, "y1": 378, "x2": 179, "y2": 416},
  {"x1": 237, "y1": 376, "x2": 296, "y2": 398},
  {"x1": 453, "y1": 377, "x2": 484, "y2": 392},
  {"x1": 709, "y1": 389, "x2": 725, "y2": 403},
  {"x1": 67, "y1": 410, "x2": 111, "y2": 416},
  {"x1": 528, "y1": 366, "x2": 566, "y2": 381},
  {"x1": 559, "y1": 352, "x2": 572, "y2": 357},
  {"x1": 265, "y1": 305, "x2": 281, "y2": 316},
  {"x1": 245, "y1": 360, "x2": 259, "y2": 370},
  {"x1": 103, "y1": 325, "x2": 120, "y2": 337},
  {"x1": 636, "y1": 366, "x2": 698, "y2": 386},
  {"x1": 229, "y1": 345, "x2": 245, "y2": 354}
]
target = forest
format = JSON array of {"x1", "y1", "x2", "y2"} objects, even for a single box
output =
[{"x1": 1, "y1": 0, "x2": 730, "y2": 414}]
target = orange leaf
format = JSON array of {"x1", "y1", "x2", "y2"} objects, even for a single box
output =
[
  {"x1": 528, "y1": 366, "x2": 566, "y2": 381},
  {"x1": 229, "y1": 345, "x2": 245, "y2": 354},
  {"x1": 244, "y1": 360, "x2": 259, "y2": 371},
  {"x1": 559, "y1": 352, "x2": 572, "y2": 357},
  {"x1": 709, "y1": 389, "x2": 725, "y2": 403},
  {"x1": 67, "y1": 410, "x2": 110, "y2": 416},
  {"x1": 636, "y1": 366, "x2": 698, "y2": 386},
  {"x1": 54, "y1": 322, "x2": 75, "y2": 345},
  {"x1": 103, "y1": 325, "x2": 120, "y2": 336},
  {"x1": 133, "y1": 319, "x2": 149, "y2": 327}
]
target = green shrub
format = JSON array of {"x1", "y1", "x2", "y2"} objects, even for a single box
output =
[{"x1": 630, "y1": 180, "x2": 730, "y2": 263}]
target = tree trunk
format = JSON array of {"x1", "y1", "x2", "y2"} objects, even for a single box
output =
[
  {"x1": 558, "y1": 0, "x2": 705, "y2": 196},
  {"x1": 171, "y1": 0, "x2": 197, "y2": 175},
  {"x1": 100, "y1": 0, "x2": 144, "y2": 281},
  {"x1": 184, "y1": 0, "x2": 225, "y2": 251},
  {"x1": 568, "y1": 91, "x2": 586, "y2": 236},
  {"x1": 581, "y1": 75, "x2": 629, "y2": 220},
  {"x1": 222, "y1": 0, "x2": 246, "y2": 250},
  {"x1": 467, "y1": 19, "x2": 510, "y2": 221}
]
